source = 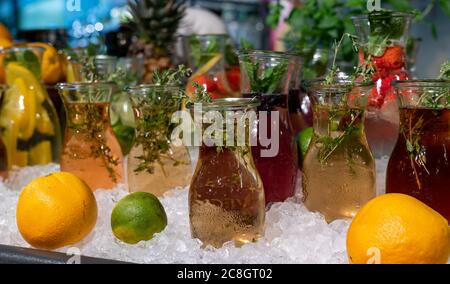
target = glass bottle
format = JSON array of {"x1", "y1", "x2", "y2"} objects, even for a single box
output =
[
  {"x1": 239, "y1": 50, "x2": 299, "y2": 205},
  {"x1": 189, "y1": 98, "x2": 265, "y2": 248},
  {"x1": 184, "y1": 34, "x2": 239, "y2": 99},
  {"x1": 57, "y1": 82, "x2": 124, "y2": 190},
  {"x1": 302, "y1": 80, "x2": 376, "y2": 222},
  {"x1": 386, "y1": 80, "x2": 450, "y2": 221},
  {"x1": 0, "y1": 46, "x2": 61, "y2": 168},
  {"x1": 127, "y1": 85, "x2": 192, "y2": 196},
  {"x1": 352, "y1": 12, "x2": 412, "y2": 160}
]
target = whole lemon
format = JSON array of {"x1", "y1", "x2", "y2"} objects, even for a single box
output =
[
  {"x1": 16, "y1": 172, "x2": 98, "y2": 250},
  {"x1": 347, "y1": 193, "x2": 450, "y2": 264},
  {"x1": 111, "y1": 192, "x2": 167, "y2": 244}
]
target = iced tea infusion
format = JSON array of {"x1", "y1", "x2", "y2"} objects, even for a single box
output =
[
  {"x1": 61, "y1": 102, "x2": 124, "y2": 189},
  {"x1": 302, "y1": 106, "x2": 376, "y2": 221},
  {"x1": 243, "y1": 93, "x2": 298, "y2": 204},
  {"x1": 386, "y1": 108, "x2": 450, "y2": 220}
]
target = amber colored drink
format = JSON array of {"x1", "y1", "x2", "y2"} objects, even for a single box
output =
[
  {"x1": 190, "y1": 145, "x2": 265, "y2": 248},
  {"x1": 61, "y1": 102, "x2": 124, "y2": 190},
  {"x1": 386, "y1": 108, "x2": 450, "y2": 220}
]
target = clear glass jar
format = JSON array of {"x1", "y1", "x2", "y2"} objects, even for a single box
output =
[
  {"x1": 184, "y1": 34, "x2": 240, "y2": 99},
  {"x1": 239, "y1": 50, "x2": 299, "y2": 205},
  {"x1": 0, "y1": 46, "x2": 61, "y2": 168},
  {"x1": 387, "y1": 80, "x2": 450, "y2": 221},
  {"x1": 57, "y1": 82, "x2": 124, "y2": 190},
  {"x1": 302, "y1": 81, "x2": 376, "y2": 222},
  {"x1": 127, "y1": 85, "x2": 192, "y2": 196},
  {"x1": 352, "y1": 12, "x2": 412, "y2": 160},
  {"x1": 189, "y1": 98, "x2": 265, "y2": 248}
]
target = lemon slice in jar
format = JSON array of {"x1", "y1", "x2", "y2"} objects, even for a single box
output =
[
  {"x1": 190, "y1": 53, "x2": 222, "y2": 79},
  {"x1": 5, "y1": 62, "x2": 46, "y2": 104},
  {"x1": 0, "y1": 77, "x2": 36, "y2": 140}
]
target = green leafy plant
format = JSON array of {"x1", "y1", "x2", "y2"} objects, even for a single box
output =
[{"x1": 268, "y1": 0, "x2": 450, "y2": 78}]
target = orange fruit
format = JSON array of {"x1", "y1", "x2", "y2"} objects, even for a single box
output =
[
  {"x1": 0, "y1": 23, "x2": 12, "y2": 41},
  {"x1": 16, "y1": 172, "x2": 98, "y2": 250},
  {"x1": 347, "y1": 193, "x2": 450, "y2": 264},
  {"x1": 27, "y1": 42, "x2": 63, "y2": 84}
]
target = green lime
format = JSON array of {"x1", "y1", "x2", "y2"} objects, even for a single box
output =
[
  {"x1": 297, "y1": 127, "x2": 313, "y2": 158},
  {"x1": 111, "y1": 192, "x2": 167, "y2": 244}
]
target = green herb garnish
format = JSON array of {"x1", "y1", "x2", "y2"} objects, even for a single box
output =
[
  {"x1": 189, "y1": 36, "x2": 220, "y2": 68},
  {"x1": 4, "y1": 49, "x2": 41, "y2": 79},
  {"x1": 240, "y1": 55, "x2": 289, "y2": 94},
  {"x1": 368, "y1": 10, "x2": 408, "y2": 39},
  {"x1": 438, "y1": 61, "x2": 450, "y2": 80},
  {"x1": 132, "y1": 66, "x2": 191, "y2": 175}
]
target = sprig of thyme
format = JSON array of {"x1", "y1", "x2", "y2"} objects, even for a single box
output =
[
  {"x1": 153, "y1": 64, "x2": 192, "y2": 86},
  {"x1": 438, "y1": 60, "x2": 450, "y2": 79},
  {"x1": 324, "y1": 33, "x2": 358, "y2": 85},
  {"x1": 133, "y1": 66, "x2": 191, "y2": 175}
]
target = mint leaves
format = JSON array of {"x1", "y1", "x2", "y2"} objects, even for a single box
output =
[{"x1": 4, "y1": 49, "x2": 41, "y2": 79}]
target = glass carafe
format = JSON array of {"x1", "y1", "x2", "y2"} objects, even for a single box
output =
[
  {"x1": 0, "y1": 46, "x2": 61, "y2": 168},
  {"x1": 184, "y1": 34, "x2": 239, "y2": 99},
  {"x1": 352, "y1": 12, "x2": 412, "y2": 160},
  {"x1": 302, "y1": 81, "x2": 376, "y2": 222},
  {"x1": 127, "y1": 85, "x2": 192, "y2": 196},
  {"x1": 94, "y1": 55, "x2": 137, "y2": 156},
  {"x1": 189, "y1": 98, "x2": 265, "y2": 248},
  {"x1": 239, "y1": 50, "x2": 299, "y2": 205},
  {"x1": 57, "y1": 82, "x2": 124, "y2": 190},
  {"x1": 387, "y1": 80, "x2": 450, "y2": 221}
]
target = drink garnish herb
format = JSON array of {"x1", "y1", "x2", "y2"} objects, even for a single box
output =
[
  {"x1": 188, "y1": 36, "x2": 221, "y2": 68},
  {"x1": 438, "y1": 61, "x2": 450, "y2": 79},
  {"x1": 367, "y1": 10, "x2": 408, "y2": 39},
  {"x1": 133, "y1": 66, "x2": 192, "y2": 175},
  {"x1": 317, "y1": 33, "x2": 366, "y2": 166},
  {"x1": 4, "y1": 49, "x2": 41, "y2": 79},
  {"x1": 240, "y1": 54, "x2": 289, "y2": 94}
]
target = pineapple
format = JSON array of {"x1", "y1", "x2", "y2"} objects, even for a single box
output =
[{"x1": 127, "y1": 0, "x2": 186, "y2": 83}]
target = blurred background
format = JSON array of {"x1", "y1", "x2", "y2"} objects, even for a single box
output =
[{"x1": 0, "y1": 0, "x2": 448, "y2": 77}]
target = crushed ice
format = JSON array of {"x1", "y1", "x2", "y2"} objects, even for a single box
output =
[{"x1": 1, "y1": 162, "x2": 398, "y2": 264}]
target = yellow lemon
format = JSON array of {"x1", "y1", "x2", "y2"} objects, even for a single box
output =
[
  {"x1": 347, "y1": 193, "x2": 450, "y2": 264},
  {"x1": 27, "y1": 42, "x2": 63, "y2": 84},
  {"x1": 16, "y1": 172, "x2": 98, "y2": 250}
]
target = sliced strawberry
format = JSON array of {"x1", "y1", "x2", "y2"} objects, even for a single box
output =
[
  {"x1": 368, "y1": 86, "x2": 384, "y2": 108},
  {"x1": 373, "y1": 45, "x2": 405, "y2": 70},
  {"x1": 226, "y1": 66, "x2": 241, "y2": 92},
  {"x1": 187, "y1": 75, "x2": 218, "y2": 94}
]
